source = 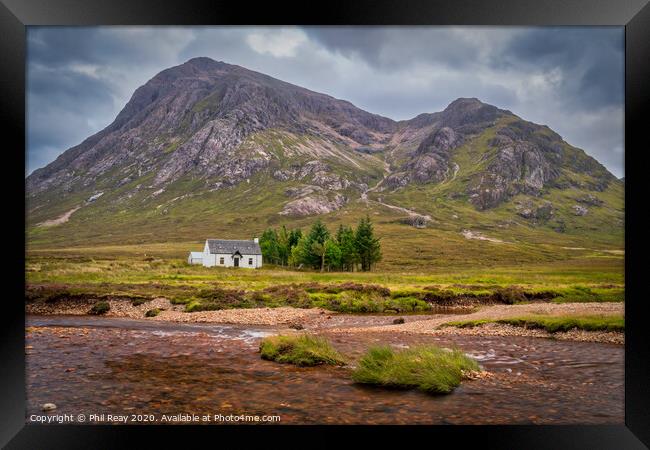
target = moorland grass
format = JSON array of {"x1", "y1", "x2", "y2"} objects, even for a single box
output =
[
  {"x1": 351, "y1": 345, "x2": 480, "y2": 394},
  {"x1": 24, "y1": 246, "x2": 624, "y2": 314},
  {"x1": 443, "y1": 314, "x2": 624, "y2": 333},
  {"x1": 259, "y1": 335, "x2": 346, "y2": 367},
  {"x1": 308, "y1": 291, "x2": 432, "y2": 313}
]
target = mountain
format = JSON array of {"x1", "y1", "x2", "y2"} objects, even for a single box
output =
[{"x1": 26, "y1": 57, "x2": 624, "y2": 257}]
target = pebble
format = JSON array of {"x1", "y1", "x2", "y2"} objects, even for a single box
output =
[{"x1": 41, "y1": 403, "x2": 57, "y2": 411}]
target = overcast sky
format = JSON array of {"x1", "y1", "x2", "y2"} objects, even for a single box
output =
[{"x1": 27, "y1": 26, "x2": 624, "y2": 177}]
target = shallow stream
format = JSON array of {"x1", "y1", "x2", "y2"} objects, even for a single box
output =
[{"x1": 26, "y1": 315, "x2": 623, "y2": 424}]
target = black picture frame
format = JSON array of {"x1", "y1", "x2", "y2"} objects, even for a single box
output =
[{"x1": 2, "y1": 0, "x2": 649, "y2": 447}]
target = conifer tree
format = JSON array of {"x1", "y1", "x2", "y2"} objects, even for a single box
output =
[
  {"x1": 354, "y1": 216, "x2": 381, "y2": 271},
  {"x1": 336, "y1": 224, "x2": 357, "y2": 271}
]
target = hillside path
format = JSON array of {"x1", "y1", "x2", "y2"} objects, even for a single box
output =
[{"x1": 360, "y1": 159, "x2": 432, "y2": 220}]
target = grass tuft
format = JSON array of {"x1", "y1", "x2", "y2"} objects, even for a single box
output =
[
  {"x1": 259, "y1": 335, "x2": 346, "y2": 366},
  {"x1": 145, "y1": 308, "x2": 161, "y2": 317},
  {"x1": 498, "y1": 315, "x2": 624, "y2": 333},
  {"x1": 443, "y1": 314, "x2": 624, "y2": 333},
  {"x1": 351, "y1": 345, "x2": 479, "y2": 394},
  {"x1": 89, "y1": 301, "x2": 110, "y2": 315}
]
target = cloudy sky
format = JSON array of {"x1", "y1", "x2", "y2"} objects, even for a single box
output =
[{"x1": 27, "y1": 26, "x2": 624, "y2": 177}]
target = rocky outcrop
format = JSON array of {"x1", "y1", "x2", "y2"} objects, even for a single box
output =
[
  {"x1": 467, "y1": 124, "x2": 561, "y2": 210},
  {"x1": 279, "y1": 194, "x2": 347, "y2": 216},
  {"x1": 284, "y1": 185, "x2": 324, "y2": 198},
  {"x1": 407, "y1": 127, "x2": 459, "y2": 183},
  {"x1": 515, "y1": 200, "x2": 554, "y2": 222},
  {"x1": 383, "y1": 171, "x2": 411, "y2": 190},
  {"x1": 576, "y1": 194, "x2": 604, "y2": 206},
  {"x1": 572, "y1": 205, "x2": 589, "y2": 216},
  {"x1": 399, "y1": 215, "x2": 429, "y2": 228},
  {"x1": 273, "y1": 160, "x2": 363, "y2": 197}
]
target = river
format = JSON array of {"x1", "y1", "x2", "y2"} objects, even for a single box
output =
[{"x1": 26, "y1": 315, "x2": 623, "y2": 425}]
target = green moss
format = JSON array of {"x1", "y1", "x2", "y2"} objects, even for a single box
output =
[
  {"x1": 351, "y1": 345, "x2": 480, "y2": 394},
  {"x1": 145, "y1": 308, "x2": 161, "y2": 317},
  {"x1": 259, "y1": 335, "x2": 346, "y2": 366},
  {"x1": 89, "y1": 301, "x2": 110, "y2": 315}
]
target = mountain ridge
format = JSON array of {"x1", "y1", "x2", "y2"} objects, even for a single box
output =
[{"x1": 26, "y1": 57, "x2": 623, "y2": 251}]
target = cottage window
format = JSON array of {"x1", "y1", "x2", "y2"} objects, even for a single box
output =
[
  {"x1": 219, "y1": 257, "x2": 224, "y2": 265},
  {"x1": 249, "y1": 258, "x2": 253, "y2": 265}
]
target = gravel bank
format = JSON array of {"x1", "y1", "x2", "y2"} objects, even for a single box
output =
[
  {"x1": 325, "y1": 302, "x2": 624, "y2": 344},
  {"x1": 26, "y1": 297, "x2": 329, "y2": 326},
  {"x1": 25, "y1": 299, "x2": 623, "y2": 343}
]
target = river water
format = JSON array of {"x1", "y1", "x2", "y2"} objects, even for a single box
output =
[{"x1": 25, "y1": 315, "x2": 623, "y2": 425}]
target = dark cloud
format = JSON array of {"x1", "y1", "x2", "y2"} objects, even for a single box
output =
[
  {"x1": 27, "y1": 64, "x2": 116, "y2": 170},
  {"x1": 305, "y1": 27, "x2": 486, "y2": 70},
  {"x1": 26, "y1": 26, "x2": 624, "y2": 177},
  {"x1": 503, "y1": 27, "x2": 624, "y2": 109}
]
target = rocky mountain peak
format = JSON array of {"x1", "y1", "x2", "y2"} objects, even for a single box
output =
[
  {"x1": 27, "y1": 61, "x2": 619, "y2": 231},
  {"x1": 439, "y1": 97, "x2": 507, "y2": 131},
  {"x1": 444, "y1": 97, "x2": 485, "y2": 111},
  {"x1": 184, "y1": 56, "x2": 229, "y2": 69}
]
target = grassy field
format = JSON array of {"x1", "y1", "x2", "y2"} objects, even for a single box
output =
[{"x1": 26, "y1": 239, "x2": 624, "y2": 313}]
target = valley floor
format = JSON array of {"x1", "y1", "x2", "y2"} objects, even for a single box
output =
[
  {"x1": 25, "y1": 245, "x2": 625, "y2": 344},
  {"x1": 24, "y1": 248, "x2": 625, "y2": 425}
]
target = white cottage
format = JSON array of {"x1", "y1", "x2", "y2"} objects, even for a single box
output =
[
  {"x1": 187, "y1": 252, "x2": 203, "y2": 265},
  {"x1": 200, "y1": 238, "x2": 262, "y2": 269}
]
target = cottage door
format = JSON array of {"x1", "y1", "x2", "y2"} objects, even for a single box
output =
[{"x1": 234, "y1": 258, "x2": 239, "y2": 267}]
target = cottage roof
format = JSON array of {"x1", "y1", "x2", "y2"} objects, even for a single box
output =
[{"x1": 206, "y1": 239, "x2": 261, "y2": 255}]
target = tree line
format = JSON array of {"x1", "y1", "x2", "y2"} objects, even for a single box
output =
[{"x1": 259, "y1": 216, "x2": 382, "y2": 272}]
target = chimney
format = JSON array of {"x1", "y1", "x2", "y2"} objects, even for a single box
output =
[{"x1": 253, "y1": 237, "x2": 259, "y2": 243}]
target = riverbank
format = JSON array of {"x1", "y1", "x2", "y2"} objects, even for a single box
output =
[
  {"x1": 26, "y1": 297, "x2": 329, "y2": 326},
  {"x1": 328, "y1": 302, "x2": 624, "y2": 345},
  {"x1": 26, "y1": 299, "x2": 624, "y2": 344}
]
